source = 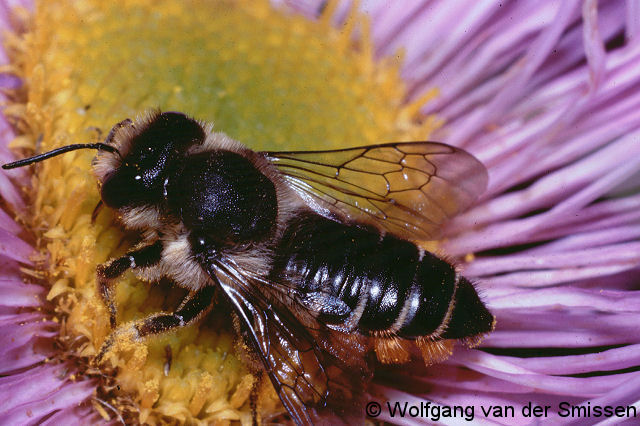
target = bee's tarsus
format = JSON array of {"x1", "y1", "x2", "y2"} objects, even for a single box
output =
[
  {"x1": 91, "y1": 200, "x2": 104, "y2": 224},
  {"x1": 94, "y1": 333, "x2": 115, "y2": 366}
]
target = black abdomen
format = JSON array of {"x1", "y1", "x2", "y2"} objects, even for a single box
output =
[{"x1": 270, "y1": 213, "x2": 493, "y2": 340}]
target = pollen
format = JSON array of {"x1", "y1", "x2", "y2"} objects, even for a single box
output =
[{"x1": 3, "y1": 0, "x2": 439, "y2": 423}]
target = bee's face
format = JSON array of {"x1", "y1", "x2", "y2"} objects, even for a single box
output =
[{"x1": 99, "y1": 112, "x2": 205, "y2": 209}]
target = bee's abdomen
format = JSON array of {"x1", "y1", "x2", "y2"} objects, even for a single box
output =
[{"x1": 271, "y1": 213, "x2": 493, "y2": 340}]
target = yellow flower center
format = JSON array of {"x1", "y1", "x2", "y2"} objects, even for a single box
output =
[{"x1": 5, "y1": 0, "x2": 440, "y2": 422}]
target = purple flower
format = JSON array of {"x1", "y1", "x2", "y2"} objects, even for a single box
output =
[{"x1": 326, "y1": 0, "x2": 640, "y2": 423}]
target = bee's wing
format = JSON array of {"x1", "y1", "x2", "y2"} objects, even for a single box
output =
[
  {"x1": 265, "y1": 142, "x2": 488, "y2": 240},
  {"x1": 209, "y1": 260, "x2": 369, "y2": 425}
]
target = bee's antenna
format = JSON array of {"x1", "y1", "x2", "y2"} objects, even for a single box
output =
[{"x1": 2, "y1": 143, "x2": 119, "y2": 170}]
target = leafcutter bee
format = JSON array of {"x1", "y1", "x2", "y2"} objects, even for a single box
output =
[{"x1": 3, "y1": 111, "x2": 494, "y2": 424}]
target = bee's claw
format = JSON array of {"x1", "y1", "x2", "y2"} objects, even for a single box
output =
[{"x1": 94, "y1": 334, "x2": 116, "y2": 366}]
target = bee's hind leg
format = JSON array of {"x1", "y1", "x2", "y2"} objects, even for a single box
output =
[
  {"x1": 95, "y1": 285, "x2": 216, "y2": 364},
  {"x1": 97, "y1": 241, "x2": 163, "y2": 328}
]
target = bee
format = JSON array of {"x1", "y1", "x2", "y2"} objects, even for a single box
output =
[{"x1": 3, "y1": 111, "x2": 494, "y2": 424}]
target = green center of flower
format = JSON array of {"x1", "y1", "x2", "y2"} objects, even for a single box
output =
[{"x1": 7, "y1": 0, "x2": 439, "y2": 422}]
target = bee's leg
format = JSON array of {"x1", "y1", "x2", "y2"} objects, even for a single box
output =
[
  {"x1": 97, "y1": 241, "x2": 163, "y2": 328},
  {"x1": 91, "y1": 200, "x2": 104, "y2": 223},
  {"x1": 250, "y1": 373, "x2": 262, "y2": 426},
  {"x1": 96, "y1": 286, "x2": 215, "y2": 363},
  {"x1": 137, "y1": 285, "x2": 215, "y2": 337}
]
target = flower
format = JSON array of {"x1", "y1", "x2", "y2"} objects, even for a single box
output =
[
  {"x1": 0, "y1": 0, "x2": 436, "y2": 423},
  {"x1": 0, "y1": 3, "x2": 107, "y2": 424},
  {"x1": 2, "y1": 0, "x2": 640, "y2": 425},
  {"x1": 336, "y1": 0, "x2": 640, "y2": 423}
]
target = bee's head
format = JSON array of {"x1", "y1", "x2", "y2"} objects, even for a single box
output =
[
  {"x1": 96, "y1": 112, "x2": 205, "y2": 209},
  {"x1": 2, "y1": 112, "x2": 207, "y2": 214}
]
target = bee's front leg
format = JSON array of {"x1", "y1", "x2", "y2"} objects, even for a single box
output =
[
  {"x1": 97, "y1": 241, "x2": 163, "y2": 328},
  {"x1": 95, "y1": 285, "x2": 215, "y2": 364}
]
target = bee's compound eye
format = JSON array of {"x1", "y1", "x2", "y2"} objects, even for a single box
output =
[
  {"x1": 101, "y1": 166, "x2": 153, "y2": 208},
  {"x1": 101, "y1": 169, "x2": 138, "y2": 208}
]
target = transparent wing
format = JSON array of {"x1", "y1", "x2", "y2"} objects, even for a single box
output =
[
  {"x1": 265, "y1": 142, "x2": 488, "y2": 240},
  {"x1": 208, "y1": 259, "x2": 368, "y2": 425}
]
